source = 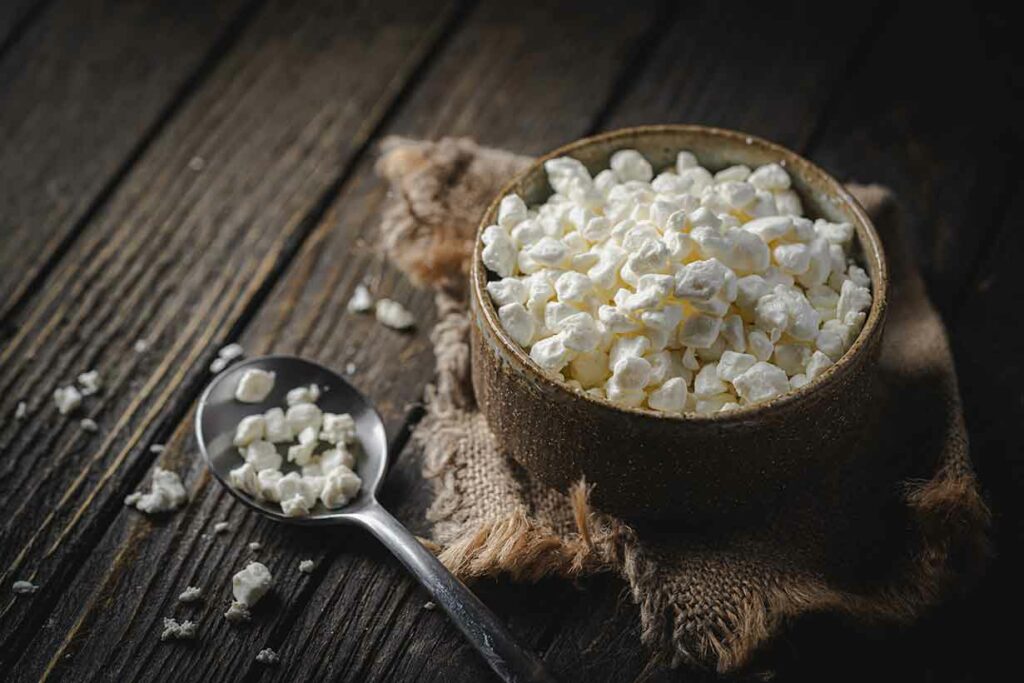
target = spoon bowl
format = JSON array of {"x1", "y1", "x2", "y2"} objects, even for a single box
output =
[
  {"x1": 196, "y1": 355, "x2": 387, "y2": 524},
  {"x1": 195, "y1": 354, "x2": 552, "y2": 683}
]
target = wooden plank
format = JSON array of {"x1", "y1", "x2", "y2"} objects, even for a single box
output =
[
  {"x1": 0, "y1": 0, "x2": 460, "y2": 676},
  {"x1": 4, "y1": 1, "x2": 663, "y2": 680},
  {"x1": 602, "y1": 0, "x2": 884, "y2": 151},
  {"x1": 0, "y1": 0, "x2": 256, "y2": 324},
  {"x1": 805, "y1": 2, "x2": 1018, "y2": 315},
  {"x1": 0, "y1": 0, "x2": 44, "y2": 50}
]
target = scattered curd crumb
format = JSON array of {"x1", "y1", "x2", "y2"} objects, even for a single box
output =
[
  {"x1": 133, "y1": 339, "x2": 150, "y2": 353},
  {"x1": 150, "y1": 444, "x2": 165, "y2": 453},
  {"x1": 423, "y1": 601, "x2": 435, "y2": 611},
  {"x1": 298, "y1": 559, "x2": 315, "y2": 574},
  {"x1": 255, "y1": 648, "x2": 280, "y2": 665},
  {"x1": 211, "y1": 343, "x2": 245, "y2": 373},
  {"x1": 79, "y1": 418, "x2": 99, "y2": 433},
  {"x1": 232, "y1": 562, "x2": 273, "y2": 608},
  {"x1": 124, "y1": 467, "x2": 188, "y2": 514},
  {"x1": 347, "y1": 284, "x2": 375, "y2": 313},
  {"x1": 224, "y1": 600, "x2": 251, "y2": 623},
  {"x1": 248, "y1": 542, "x2": 262, "y2": 551},
  {"x1": 345, "y1": 362, "x2": 356, "y2": 375},
  {"x1": 178, "y1": 586, "x2": 203, "y2": 603},
  {"x1": 77, "y1": 370, "x2": 101, "y2": 396},
  {"x1": 12, "y1": 580, "x2": 38, "y2": 595},
  {"x1": 213, "y1": 521, "x2": 230, "y2": 534},
  {"x1": 160, "y1": 617, "x2": 197, "y2": 641},
  {"x1": 375, "y1": 299, "x2": 415, "y2": 330},
  {"x1": 15, "y1": 402, "x2": 27, "y2": 419},
  {"x1": 53, "y1": 385, "x2": 82, "y2": 415},
  {"x1": 188, "y1": 156, "x2": 206, "y2": 171},
  {"x1": 235, "y1": 369, "x2": 275, "y2": 403}
]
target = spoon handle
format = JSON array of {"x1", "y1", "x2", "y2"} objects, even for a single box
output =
[{"x1": 354, "y1": 502, "x2": 556, "y2": 683}]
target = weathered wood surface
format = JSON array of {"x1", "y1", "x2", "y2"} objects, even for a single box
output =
[
  {"x1": 0, "y1": 0, "x2": 1018, "y2": 681},
  {"x1": 0, "y1": 0, "x2": 460, "y2": 674},
  {"x1": 0, "y1": 0, "x2": 256, "y2": 324}
]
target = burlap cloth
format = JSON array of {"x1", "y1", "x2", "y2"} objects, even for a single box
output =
[{"x1": 374, "y1": 137, "x2": 990, "y2": 676}]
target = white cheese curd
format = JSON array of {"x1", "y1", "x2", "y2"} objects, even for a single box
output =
[
  {"x1": 213, "y1": 521, "x2": 230, "y2": 534},
  {"x1": 124, "y1": 467, "x2": 188, "y2": 514},
  {"x1": 77, "y1": 370, "x2": 102, "y2": 396},
  {"x1": 178, "y1": 586, "x2": 202, "y2": 603},
  {"x1": 225, "y1": 382, "x2": 362, "y2": 516},
  {"x1": 79, "y1": 418, "x2": 99, "y2": 433},
  {"x1": 375, "y1": 298, "x2": 415, "y2": 330},
  {"x1": 15, "y1": 401, "x2": 27, "y2": 419},
  {"x1": 12, "y1": 580, "x2": 38, "y2": 595},
  {"x1": 232, "y1": 561, "x2": 272, "y2": 608},
  {"x1": 347, "y1": 284, "x2": 375, "y2": 313},
  {"x1": 211, "y1": 342, "x2": 245, "y2": 373},
  {"x1": 256, "y1": 648, "x2": 280, "y2": 665},
  {"x1": 160, "y1": 617, "x2": 197, "y2": 641},
  {"x1": 53, "y1": 385, "x2": 82, "y2": 415},
  {"x1": 286, "y1": 383, "x2": 320, "y2": 406},
  {"x1": 483, "y1": 149, "x2": 871, "y2": 413},
  {"x1": 235, "y1": 369, "x2": 275, "y2": 403},
  {"x1": 298, "y1": 559, "x2": 315, "y2": 574}
]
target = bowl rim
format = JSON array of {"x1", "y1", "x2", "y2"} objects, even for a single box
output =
[{"x1": 470, "y1": 124, "x2": 889, "y2": 423}]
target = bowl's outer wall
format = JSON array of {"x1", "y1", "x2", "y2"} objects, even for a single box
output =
[{"x1": 469, "y1": 126, "x2": 889, "y2": 522}]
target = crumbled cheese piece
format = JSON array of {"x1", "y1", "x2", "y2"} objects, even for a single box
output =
[
  {"x1": 375, "y1": 299, "x2": 415, "y2": 330},
  {"x1": 321, "y1": 466, "x2": 362, "y2": 508},
  {"x1": 226, "y1": 383, "x2": 363, "y2": 515},
  {"x1": 298, "y1": 559, "x2": 315, "y2": 574},
  {"x1": 232, "y1": 562, "x2": 272, "y2": 607},
  {"x1": 345, "y1": 362, "x2": 356, "y2": 375},
  {"x1": 160, "y1": 617, "x2": 197, "y2": 641},
  {"x1": 256, "y1": 648, "x2": 280, "y2": 665},
  {"x1": 213, "y1": 521, "x2": 230, "y2": 534},
  {"x1": 15, "y1": 401, "x2": 27, "y2": 419},
  {"x1": 263, "y1": 407, "x2": 292, "y2": 443},
  {"x1": 285, "y1": 384, "x2": 320, "y2": 406},
  {"x1": 133, "y1": 339, "x2": 150, "y2": 353},
  {"x1": 53, "y1": 385, "x2": 82, "y2": 415},
  {"x1": 211, "y1": 343, "x2": 245, "y2": 373},
  {"x1": 248, "y1": 542, "x2": 262, "y2": 551},
  {"x1": 235, "y1": 369, "x2": 275, "y2": 403},
  {"x1": 125, "y1": 467, "x2": 188, "y2": 514},
  {"x1": 347, "y1": 284, "x2": 375, "y2": 313},
  {"x1": 224, "y1": 601, "x2": 251, "y2": 623},
  {"x1": 12, "y1": 580, "x2": 38, "y2": 595},
  {"x1": 188, "y1": 156, "x2": 206, "y2": 171},
  {"x1": 233, "y1": 414, "x2": 266, "y2": 447},
  {"x1": 482, "y1": 149, "x2": 871, "y2": 411},
  {"x1": 423, "y1": 601, "x2": 436, "y2": 610},
  {"x1": 178, "y1": 586, "x2": 203, "y2": 603},
  {"x1": 79, "y1": 418, "x2": 99, "y2": 433},
  {"x1": 77, "y1": 370, "x2": 101, "y2": 396},
  {"x1": 150, "y1": 444, "x2": 165, "y2": 453},
  {"x1": 320, "y1": 412, "x2": 356, "y2": 445}
]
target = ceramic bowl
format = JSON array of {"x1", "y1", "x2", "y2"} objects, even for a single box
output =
[{"x1": 469, "y1": 125, "x2": 888, "y2": 523}]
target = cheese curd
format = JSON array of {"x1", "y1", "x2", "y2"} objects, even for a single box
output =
[
  {"x1": 484, "y1": 151, "x2": 871, "y2": 414},
  {"x1": 228, "y1": 381, "x2": 362, "y2": 516}
]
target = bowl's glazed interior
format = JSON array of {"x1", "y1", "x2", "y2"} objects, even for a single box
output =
[{"x1": 468, "y1": 125, "x2": 889, "y2": 521}]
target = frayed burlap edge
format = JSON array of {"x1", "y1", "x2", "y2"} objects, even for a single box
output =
[{"x1": 375, "y1": 138, "x2": 990, "y2": 674}]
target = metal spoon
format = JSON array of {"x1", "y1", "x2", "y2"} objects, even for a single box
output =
[{"x1": 195, "y1": 355, "x2": 554, "y2": 683}]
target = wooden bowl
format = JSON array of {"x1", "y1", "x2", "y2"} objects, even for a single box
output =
[{"x1": 469, "y1": 125, "x2": 888, "y2": 523}]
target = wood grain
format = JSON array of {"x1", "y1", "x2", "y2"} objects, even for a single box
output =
[
  {"x1": 0, "y1": 0, "x2": 257, "y2": 325},
  {"x1": 805, "y1": 2, "x2": 1018, "y2": 315},
  {"x1": 5, "y1": 0, "x2": 663, "y2": 680},
  {"x1": 0, "y1": 0, "x2": 460, "y2": 676}
]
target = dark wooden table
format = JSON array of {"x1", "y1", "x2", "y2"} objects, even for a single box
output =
[{"x1": 1, "y1": 1, "x2": 1019, "y2": 681}]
